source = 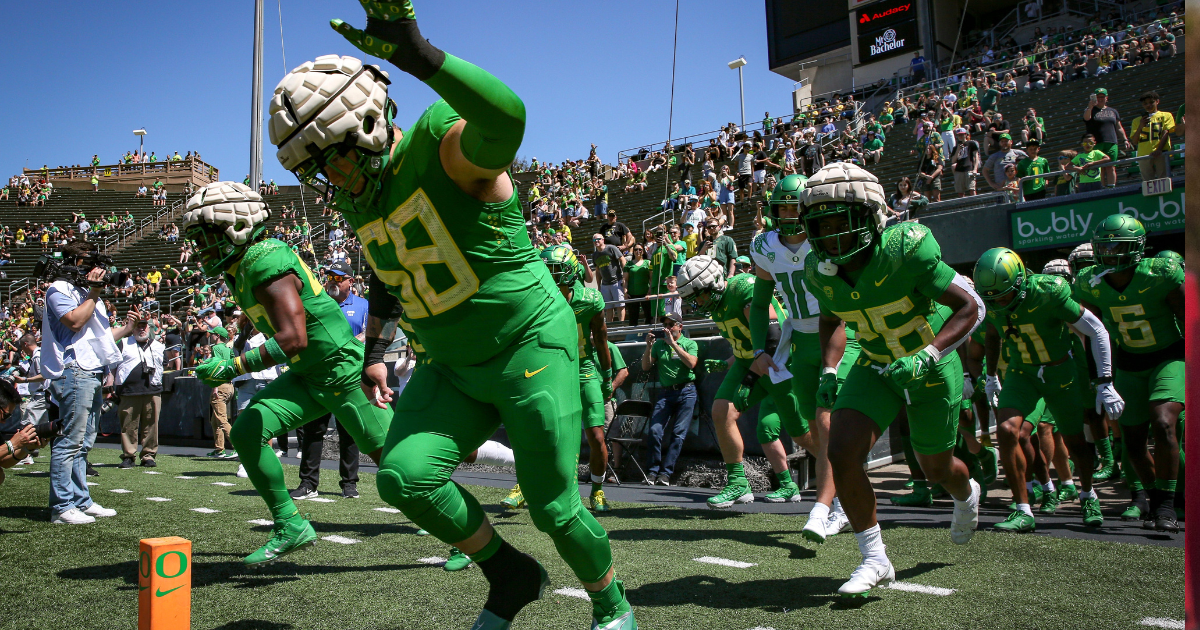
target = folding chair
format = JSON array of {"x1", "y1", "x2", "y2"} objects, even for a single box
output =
[{"x1": 604, "y1": 399, "x2": 654, "y2": 486}]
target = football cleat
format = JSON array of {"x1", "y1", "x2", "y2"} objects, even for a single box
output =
[
  {"x1": 1057, "y1": 484, "x2": 1079, "y2": 503},
  {"x1": 1081, "y1": 497, "x2": 1104, "y2": 527},
  {"x1": 978, "y1": 447, "x2": 1000, "y2": 485},
  {"x1": 243, "y1": 518, "x2": 318, "y2": 566},
  {"x1": 501, "y1": 484, "x2": 526, "y2": 510},
  {"x1": 1155, "y1": 513, "x2": 1179, "y2": 533},
  {"x1": 825, "y1": 509, "x2": 851, "y2": 538},
  {"x1": 890, "y1": 485, "x2": 932, "y2": 507},
  {"x1": 590, "y1": 489, "x2": 612, "y2": 512},
  {"x1": 591, "y1": 580, "x2": 637, "y2": 630},
  {"x1": 707, "y1": 482, "x2": 753, "y2": 509},
  {"x1": 993, "y1": 510, "x2": 1036, "y2": 533},
  {"x1": 802, "y1": 513, "x2": 829, "y2": 544},
  {"x1": 444, "y1": 547, "x2": 472, "y2": 572},
  {"x1": 950, "y1": 479, "x2": 981, "y2": 545},
  {"x1": 763, "y1": 482, "x2": 802, "y2": 503},
  {"x1": 838, "y1": 558, "x2": 896, "y2": 597},
  {"x1": 1039, "y1": 489, "x2": 1061, "y2": 514},
  {"x1": 1092, "y1": 462, "x2": 1119, "y2": 482}
]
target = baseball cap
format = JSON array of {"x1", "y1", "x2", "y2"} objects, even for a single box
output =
[
  {"x1": 210, "y1": 326, "x2": 230, "y2": 340},
  {"x1": 1026, "y1": 138, "x2": 1041, "y2": 146},
  {"x1": 327, "y1": 261, "x2": 352, "y2": 277},
  {"x1": 662, "y1": 308, "x2": 683, "y2": 324},
  {"x1": 1094, "y1": 87, "x2": 1108, "y2": 95},
  {"x1": 955, "y1": 127, "x2": 969, "y2": 134},
  {"x1": 999, "y1": 133, "x2": 1012, "y2": 141},
  {"x1": 736, "y1": 256, "x2": 751, "y2": 266}
]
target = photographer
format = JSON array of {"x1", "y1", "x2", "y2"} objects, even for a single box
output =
[
  {"x1": 115, "y1": 317, "x2": 164, "y2": 468},
  {"x1": 0, "y1": 381, "x2": 47, "y2": 486},
  {"x1": 42, "y1": 239, "x2": 140, "y2": 524},
  {"x1": 639, "y1": 309, "x2": 699, "y2": 486}
]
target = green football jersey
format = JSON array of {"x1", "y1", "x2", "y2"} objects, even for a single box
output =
[
  {"x1": 710, "y1": 273, "x2": 785, "y2": 360},
  {"x1": 1074, "y1": 257, "x2": 1183, "y2": 353},
  {"x1": 344, "y1": 100, "x2": 556, "y2": 367},
  {"x1": 226, "y1": 238, "x2": 356, "y2": 375},
  {"x1": 568, "y1": 282, "x2": 605, "y2": 378},
  {"x1": 805, "y1": 223, "x2": 956, "y2": 364},
  {"x1": 984, "y1": 274, "x2": 1082, "y2": 367}
]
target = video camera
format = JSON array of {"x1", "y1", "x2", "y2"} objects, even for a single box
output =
[{"x1": 33, "y1": 252, "x2": 118, "y2": 288}]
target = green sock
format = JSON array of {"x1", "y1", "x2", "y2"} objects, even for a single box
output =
[
  {"x1": 588, "y1": 578, "x2": 629, "y2": 619},
  {"x1": 775, "y1": 470, "x2": 792, "y2": 487},
  {"x1": 1155, "y1": 479, "x2": 1178, "y2": 492},
  {"x1": 1095, "y1": 436, "x2": 1114, "y2": 465},
  {"x1": 268, "y1": 502, "x2": 303, "y2": 525},
  {"x1": 470, "y1": 530, "x2": 504, "y2": 563},
  {"x1": 591, "y1": 482, "x2": 603, "y2": 493},
  {"x1": 1129, "y1": 479, "x2": 1144, "y2": 492},
  {"x1": 726, "y1": 462, "x2": 746, "y2": 484}
]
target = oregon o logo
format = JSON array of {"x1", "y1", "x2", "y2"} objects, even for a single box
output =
[
  {"x1": 156, "y1": 551, "x2": 188, "y2": 579},
  {"x1": 140, "y1": 551, "x2": 151, "y2": 579}
]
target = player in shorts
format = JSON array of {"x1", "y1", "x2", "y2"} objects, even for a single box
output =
[
  {"x1": 747, "y1": 173, "x2": 853, "y2": 542},
  {"x1": 675, "y1": 256, "x2": 810, "y2": 509},
  {"x1": 1066, "y1": 243, "x2": 1120, "y2": 482},
  {"x1": 975, "y1": 247, "x2": 1121, "y2": 531},
  {"x1": 800, "y1": 163, "x2": 986, "y2": 597},
  {"x1": 184, "y1": 182, "x2": 393, "y2": 566},
  {"x1": 270, "y1": 4, "x2": 634, "y2": 626},
  {"x1": 1076, "y1": 214, "x2": 1184, "y2": 533}
]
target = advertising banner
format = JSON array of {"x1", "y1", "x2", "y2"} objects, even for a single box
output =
[
  {"x1": 857, "y1": 19, "x2": 920, "y2": 63},
  {"x1": 1009, "y1": 187, "x2": 1185, "y2": 249}
]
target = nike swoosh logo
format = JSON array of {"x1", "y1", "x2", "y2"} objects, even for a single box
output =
[
  {"x1": 582, "y1": 373, "x2": 594, "y2": 378},
  {"x1": 1138, "y1": 287, "x2": 1152, "y2": 293},
  {"x1": 874, "y1": 274, "x2": 889, "y2": 286},
  {"x1": 926, "y1": 381, "x2": 943, "y2": 387},
  {"x1": 391, "y1": 153, "x2": 406, "y2": 176},
  {"x1": 573, "y1": 308, "x2": 586, "y2": 314},
  {"x1": 1026, "y1": 305, "x2": 1039, "y2": 312},
  {"x1": 1061, "y1": 382, "x2": 1073, "y2": 388},
  {"x1": 156, "y1": 585, "x2": 183, "y2": 597},
  {"x1": 525, "y1": 365, "x2": 549, "y2": 378},
  {"x1": 138, "y1": 585, "x2": 149, "y2": 592}
]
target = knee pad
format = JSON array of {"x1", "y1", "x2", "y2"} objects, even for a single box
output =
[{"x1": 547, "y1": 508, "x2": 613, "y2": 584}]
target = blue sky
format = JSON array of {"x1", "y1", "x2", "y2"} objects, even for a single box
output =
[{"x1": 0, "y1": 1, "x2": 798, "y2": 184}]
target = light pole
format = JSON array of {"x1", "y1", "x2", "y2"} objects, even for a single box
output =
[
  {"x1": 250, "y1": 0, "x2": 265, "y2": 188},
  {"x1": 727, "y1": 57, "x2": 747, "y2": 131},
  {"x1": 133, "y1": 129, "x2": 147, "y2": 159}
]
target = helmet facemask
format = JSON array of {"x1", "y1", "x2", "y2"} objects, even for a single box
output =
[
  {"x1": 768, "y1": 200, "x2": 804, "y2": 236},
  {"x1": 186, "y1": 224, "x2": 259, "y2": 277},
  {"x1": 803, "y1": 201, "x2": 877, "y2": 264},
  {"x1": 289, "y1": 120, "x2": 391, "y2": 215},
  {"x1": 1092, "y1": 236, "x2": 1143, "y2": 272}
]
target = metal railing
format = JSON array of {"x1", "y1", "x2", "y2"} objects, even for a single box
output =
[
  {"x1": 1012, "y1": 148, "x2": 1183, "y2": 203},
  {"x1": 21, "y1": 158, "x2": 219, "y2": 186},
  {"x1": 102, "y1": 196, "x2": 188, "y2": 252}
]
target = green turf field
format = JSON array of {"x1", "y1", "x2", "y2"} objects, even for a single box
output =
[{"x1": 0, "y1": 449, "x2": 1182, "y2": 630}]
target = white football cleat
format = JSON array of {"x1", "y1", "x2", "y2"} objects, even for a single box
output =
[
  {"x1": 802, "y1": 512, "x2": 829, "y2": 544},
  {"x1": 825, "y1": 509, "x2": 851, "y2": 538},
  {"x1": 950, "y1": 479, "x2": 980, "y2": 545},
  {"x1": 838, "y1": 558, "x2": 895, "y2": 597},
  {"x1": 236, "y1": 464, "x2": 249, "y2": 478},
  {"x1": 83, "y1": 503, "x2": 117, "y2": 518}
]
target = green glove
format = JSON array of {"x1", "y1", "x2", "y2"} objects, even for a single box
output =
[
  {"x1": 331, "y1": 1, "x2": 444, "y2": 80},
  {"x1": 883, "y1": 347, "x2": 939, "y2": 389},
  {"x1": 816, "y1": 369, "x2": 839, "y2": 409},
  {"x1": 732, "y1": 386, "x2": 752, "y2": 412},
  {"x1": 600, "y1": 368, "x2": 613, "y2": 401},
  {"x1": 703, "y1": 359, "x2": 730, "y2": 373},
  {"x1": 331, "y1": 1, "x2": 416, "y2": 60},
  {"x1": 194, "y1": 356, "x2": 237, "y2": 387}
]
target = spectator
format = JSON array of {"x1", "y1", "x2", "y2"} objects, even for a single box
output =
[
  {"x1": 1082, "y1": 88, "x2": 1130, "y2": 187},
  {"x1": 1018, "y1": 108, "x2": 1045, "y2": 146},
  {"x1": 1071, "y1": 47, "x2": 1090, "y2": 80},
  {"x1": 624, "y1": 244, "x2": 651, "y2": 327},
  {"x1": 1016, "y1": 138, "x2": 1051, "y2": 201},
  {"x1": 733, "y1": 142, "x2": 755, "y2": 201},
  {"x1": 590, "y1": 235, "x2": 626, "y2": 322},
  {"x1": 1000, "y1": 163, "x2": 1021, "y2": 201},
  {"x1": 204, "y1": 326, "x2": 235, "y2": 458},
  {"x1": 697, "y1": 222, "x2": 737, "y2": 278},
  {"x1": 639, "y1": 309, "x2": 698, "y2": 486},
  {"x1": 146, "y1": 268, "x2": 161, "y2": 295},
  {"x1": 43, "y1": 240, "x2": 140, "y2": 524},
  {"x1": 1025, "y1": 63, "x2": 1047, "y2": 91},
  {"x1": 115, "y1": 318, "x2": 164, "y2": 468},
  {"x1": 979, "y1": 82, "x2": 1001, "y2": 115},
  {"x1": 910, "y1": 51, "x2": 927, "y2": 84},
  {"x1": 1129, "y1": 90, "x2": 1175, "y2": 181},
  {"x1": 862, "y1": 130, "x2": 885, "y2": 165},
  {"x1": 1067, "y1": 133, "x2": 1111, "y2": 193},
  {"x1": 886, "y1": 177, "x2": 927, "y2": 224},
  {"x1": 600, "y1": 210, "x2": 634, "y2": 254},
  {"x1": 985, "y1": 112, "x2": 1011, "y2": 155},
  {"x1": 13, "y1": 334, "x2": 47, "y2": 442},
  {"x1": 950, "y1": 128, "x2": 982, "y2": 197},
  {"x1": 983, "y1": 133, "x2": 1028, "y2": 192}
]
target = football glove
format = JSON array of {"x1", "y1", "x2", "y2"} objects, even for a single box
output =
[
  {"x1": 984, "y1": 375, "x2": 1002, "y2": 408},
  {"x1": 331, "y1": 1, "x2": 444, "y2": 80},
  {"x1": 704, "y1": 359, "x2": 731, "y2": 373},
  {"x1": 883, "y1": 347, "x2": 939, "y2": 389},
  {"x1": 1096, "y1": 381, "x2": 1125, "y2": 419},
  {"x1": 961, "y1": 374, "x2": 975, "y2": 400},
  {"x1": 816, "y1": 368, "x2": 839, "y2": 409},
  {"x1": 195, "y1": 356, "x2": 238, "y2": 387},
  {"x1": 600, "y1": 369, "x2": 614, "y2": 401}
]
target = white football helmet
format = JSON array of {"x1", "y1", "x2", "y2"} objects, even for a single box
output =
[
  {"x1": 269, "y1": 54, "x2": 394, "y2": 212},
  {"x1": 181, "y1": 182, "x2": 271, "y2": 275},
  {"x1": 676, "y1": 255, "x2": 727, "y2": 315},
  {"x1": 1042, "y1": 258, "x2": 1072, "y2": 281},
  {"x1": 799, "y1": 163, "x2": 888, "y2": 263},
  {"x1": 1067, "y1": 242, "x2": 1094, "y2": 277}
]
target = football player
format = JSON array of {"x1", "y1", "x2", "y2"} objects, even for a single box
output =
[
  {"x1": 1076, "y1": 215, "x2": 1184, "y2": 532},
  {"x1": 1067, "y1": 243, "x2": 1120, "y2": 482},
  {"x1": 270, "y1": 3, "x2": 634, "y2": 627},
  {"x1": 975, "y1": 247, "x2": 1120, "y2": 531},
  {"x1": 800, "y1": 163, "x2": 985, "y2": 597},
  {"x1": 184, "y1": 182, "x2": 392, "y2": 566},
  {"x1": 674, "y1": 255, "x2": 809, "y2": 510},
  {"x1": 542, "y1": 246, "x2": 614, "y2": 513},
  {"x1": 746, "y1": 173, "x2": 852, "y2": 542}
]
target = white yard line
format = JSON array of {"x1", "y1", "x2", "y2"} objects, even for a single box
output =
[
  {"x1": 110, "y1": 489, "x2": 132, "y2": 494},
  {"x1": 144, "y1": 471, "x2": 162, "y2": 475},
  {"x1": 321, "y1": 535, "x2": 360, "y2": 544},
  {"x1": 553, "y1": 588, "x2": 590, "y2": 600},
  {"x1": 1139, "y1": 618, "x2": 1185, "y2": 629},
  {"x1": 175, "y1": 476, "x2": 197, "y2": 480},
  {"x1": 693, "y1": 556, "x2": 757, "y2": 569},
  {"x1": 373, "y1": 507, "x2": 402, "y2": 514},
  {"x1": 306, "y1": 497, "x2": 336, "y2": 503},
  {"x1": 212, "y1": 482, "x2": 236, "y2": 487},
  {"x1": 418, "y1": 556, "x2": 447, "y2": 566},
  {"x1": 247, "y1": 519, "x2": 274, "y2": 526},
  {"x1": 884, "y1": 581, "x2": 956, "y2": 596},
  {"x1": 191, "y1": 508, "x2": 221, "y2": 514},
  {"x1": 146, "y1": 497, "x2": 172, "y2": 502}
]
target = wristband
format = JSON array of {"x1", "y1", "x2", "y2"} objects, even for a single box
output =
[
  {"x1": 243, "y1": 347, "x2": 269, "y2": 374},
  {"x1": 263, "y1": 337, "x2": 288, "y2": 364},
  {"x1": 822, "y1": 366, "x2": 838, "y2": 376},
  {"x1": 1092, "y1": 376, "x2": 1113, "y2": 385},
  {"x1": 752, "y1": 349, "x2": 765, "y2": 358},
  {"x1": 363, "y1": 336, "x2": 389, "y2": 368},
  {"x1": 920, "y1": 344, "x2": 943, "y2": 364},
  {"x1": 233, "y1": 356, "x2": 247, "y2": 377},
  {"x1": 4, "y1": 440, "x2": 13, "y2": 457}
]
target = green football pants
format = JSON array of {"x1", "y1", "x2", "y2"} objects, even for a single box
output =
[
  {"x1": 230, "y1": 343, "x2": 392, "y2": 522},
  {"x1": 376, "y1": 301, "x2": 614, "y2": 584}
]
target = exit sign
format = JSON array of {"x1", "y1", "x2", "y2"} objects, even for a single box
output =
[{"x1": 1142, "y1": 178, "x2": 1173, "y2": 196}]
